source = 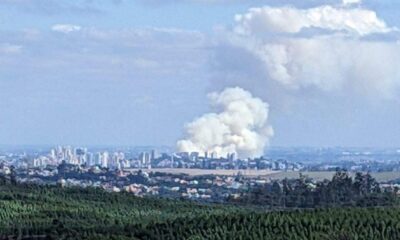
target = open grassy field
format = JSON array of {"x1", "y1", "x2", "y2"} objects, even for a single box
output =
[
  {"x1": 141, "y1": 168, "x2": 279, "y2": 176},
  {"x1": 140, "y1": 168, "x2": 400, "y2": 182}
]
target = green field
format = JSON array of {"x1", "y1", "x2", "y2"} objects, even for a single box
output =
[{"x1": 1, "y1": 183, "x2": 400, "y2": 239}]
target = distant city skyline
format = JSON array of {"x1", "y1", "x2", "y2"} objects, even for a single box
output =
[{"x1": 1, "y1": 0, "x2": 400, "y2": 148}]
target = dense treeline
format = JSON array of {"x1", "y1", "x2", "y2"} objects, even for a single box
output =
[
  {"x1": 137, "y1": 208, "x2": 400, "y2": 240},
  {"x1": 231, "y1": 170, "x2": 399, "y2": 208},
  {"x1": 0, "y1": 173, "x2": 400, "y2": 239}
]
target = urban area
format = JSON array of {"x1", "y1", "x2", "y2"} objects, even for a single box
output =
[{"x1": 1, "y1": 146, "x2": 400, "y2": 202}]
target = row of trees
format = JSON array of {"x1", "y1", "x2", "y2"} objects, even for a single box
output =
[
  {"x1": 231, "y1": 170, "x2": 398, "y2": 208},
  {"x1": 135, "y1": 208, "x2": 400, "y2": 240}
]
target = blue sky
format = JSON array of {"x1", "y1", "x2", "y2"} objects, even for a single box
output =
[{"x1": 1, "y1": 0, "x2": 400, "y2": 148}]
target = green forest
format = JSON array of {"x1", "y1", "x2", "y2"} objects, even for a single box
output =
[
  {"x1": 1, "y1": 179, "x2": 400, "y2": 240},
  {"x1": 231, "y1": 171, "x2": 399, "y2": 208}
]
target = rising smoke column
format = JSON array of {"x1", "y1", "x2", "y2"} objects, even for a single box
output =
[
  {"x1": 177, "y1": 87, "x2": 273, "y2": 159},
  {"x1": 226, "y1": 1, "x2": 400, "y2": 98}
]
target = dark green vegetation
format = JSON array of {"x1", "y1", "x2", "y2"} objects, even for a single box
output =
[
  {"x1": 232, "y1": 171, "x2": 398, "y2": 208},
  {"x1": 0, "y1": 181, "x2": 399, "y2": 239},
  {"x1": 266, "y1": 171, "x2": 400, "y2": 183}
]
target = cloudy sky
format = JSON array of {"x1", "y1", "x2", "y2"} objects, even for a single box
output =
[{"x1": 1, "y1": 0, "x2": 400, "y2": 148}]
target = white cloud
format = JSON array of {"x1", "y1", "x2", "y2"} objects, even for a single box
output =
[
  {"x1": 234, "y1": 5, "x2": 392, "y2": 36},
  {"x1": 0, "y1": 26, "x2": 211, "y2": 146},
  {"x1": 0, "y1": 0, "x2": 103, "y2": 15},
  {"x1": 342, "y1": 0, "x2": 362, "y2": 6},
  {"x1": 0, "y1": 43, "x2": 22, "y2": 54},
  {"x1": 0, "y1": 26, "x2": 209, "y2": 81},
  {"x1": 51, "y1": 24, "x2": 82, "y2": 34},
  {"x1": 252, "y1": 37, "x2": 400, "y2": 96},
  {"x1": 221, "y1": 2, "x2": 400, "y2": 100}
]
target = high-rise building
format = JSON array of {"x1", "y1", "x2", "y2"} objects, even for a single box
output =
[
  {"x1": 50, "y1": 149, "x2": 56, "y2": 159},
  {"x1": 101, "y1": 152, "x2": 109, "y2": 168},
  {"x1": 139, "y1": 152, "x2": 151, "y2": 168},
  {"x1": 177, "y1": 152, "x2": 189, "y2": 159},
  {"x1": 228, "y1": 153, "x2": 236, "y2": 161},
  {"x1": 95, "y1": 152, "x2": 102, "y2": 166},
  {"x1": 190, "y1": 152, "x2": 199, "y2": 161},
  {"x1": 111, "y1": 152, "x2": 125, "y2": 170},
  {"x1": 65, "y1": 147, "x2": 74, "y2": 164},
  {"x1": 150, "y1": 150, "x2": 159, "y2": 161},
  {"x1": 86, "y1": 152, "x2": 94, "y2": 166},
  {"x1": 170, "y1": 155, "x2": 174, "y2": 168}
]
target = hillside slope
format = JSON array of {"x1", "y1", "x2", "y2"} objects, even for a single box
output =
[{"x1": 0, "y1": 184, "x2": 400, "y2": 239}]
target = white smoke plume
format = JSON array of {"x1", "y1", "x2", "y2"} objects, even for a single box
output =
[
  {"x1": 221, "y1": 2, "x2": 400, "y2": 99},
  {"x1": 177, "y1": 87, "x2": 273, "y2": 159}
]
